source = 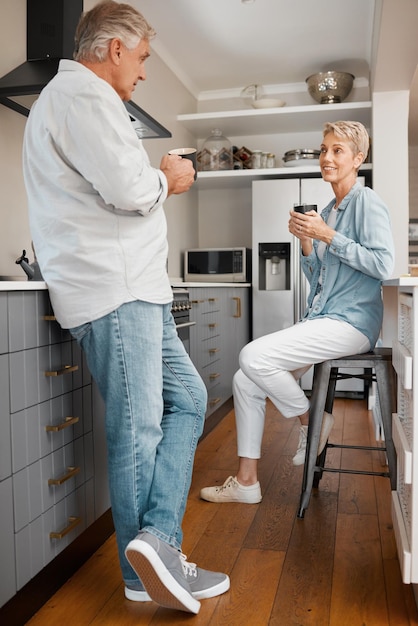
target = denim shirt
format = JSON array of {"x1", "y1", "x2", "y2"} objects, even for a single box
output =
[{"x1": 300, "y1": 181, "x2": 394, "y2": 348}]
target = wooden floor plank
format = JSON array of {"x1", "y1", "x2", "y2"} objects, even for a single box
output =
[{"x1": 331, "y1": 513, "x2": 389, "y2": 626}]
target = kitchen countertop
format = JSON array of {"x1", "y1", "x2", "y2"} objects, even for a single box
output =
[
  {"x1": 0, "y1": 280, "x2": 251, "y2": 292},
  {"x1": 171, "y1": 281, "x2": 251, "y2": 288},
  {"x1": 383, "y1": 276, "x2": 418, "y2": 287},
  {"x1": 0, "y1": 280, "x2": 47, "y2": 291}
]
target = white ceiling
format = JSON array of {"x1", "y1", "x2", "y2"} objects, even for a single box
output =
[{"x1": 131, "y1": 0, "x2": 377, "y2": 98}]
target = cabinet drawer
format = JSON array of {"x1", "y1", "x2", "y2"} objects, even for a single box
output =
[
  {"x1": 200, "y1": 338, "x2": 221, "y2": 368},
  {"x1": 393, "y1": 413, "x2": 412, "y2": 484},
  {"x1": 0, "y1": 293, "x2": 8, "y2": 354},
  {"x1": 199, "y1": 311, "x2": 221, "y2": 340},
  {"x1": 392, "y1": 492, "x2": 412, "y2": 583},
  {"x1": 201, "y1": 365, "x2": 222, "y2": 389},
  {"x1": 393, "y1": 339, "x2": 413, "y2": 389},
  {"x1": 0, "y1": 353, "x2": 11, "y2": 480}
]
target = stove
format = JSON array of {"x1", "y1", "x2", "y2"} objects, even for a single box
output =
[{"x1": 171, "y1": 288, "x2": 194, "y2": 354}]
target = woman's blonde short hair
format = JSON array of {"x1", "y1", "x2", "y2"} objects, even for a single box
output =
[
  {"x1": 74, "y1": 0, "x2": 156, "y2": 63},
  {"x1": 323, "y1": 121, "x2": 369, "y2": 163}
]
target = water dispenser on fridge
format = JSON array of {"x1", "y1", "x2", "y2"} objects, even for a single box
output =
[{"x1": 258, "y1": 243, "x2": 290, "y2": 291}]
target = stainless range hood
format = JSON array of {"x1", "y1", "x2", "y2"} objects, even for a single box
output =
[{"x1": 0, "y1": 0, "x2": 171, "y2": 139}]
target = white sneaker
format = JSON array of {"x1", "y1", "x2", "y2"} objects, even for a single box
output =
[
  {"x1": 292, "y1": 425, "x2": 308, "y2": 466},
  {"x1": 319, "y1": 412, "x2": 335, "y2": 455},
  {"x1": 292, "y1": 412, "x2": 335, "y2": 466},
  {"x1": 200, "y1": 475, "x2": 262, "y2": 503}
]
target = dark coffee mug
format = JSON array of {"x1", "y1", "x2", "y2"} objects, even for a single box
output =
[
  {"x1": 168, "y1": 148, "x2": 197, "y2": 180},
  {"x1": 294, "y1": 204, "x2": 317, "y2": 213}
]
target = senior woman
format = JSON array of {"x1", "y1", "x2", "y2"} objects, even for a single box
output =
[{"x1": 201, "y1": 120, "x2": 394, "y2": 504}]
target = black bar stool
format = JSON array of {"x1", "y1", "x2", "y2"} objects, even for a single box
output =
[{"x1": 297, "y1": 347, "x2": 397, "y2": 519}]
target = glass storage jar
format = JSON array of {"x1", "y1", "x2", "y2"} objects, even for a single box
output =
[{"x1": 200, "y1": 129, "x2": 233, "y2": 171}]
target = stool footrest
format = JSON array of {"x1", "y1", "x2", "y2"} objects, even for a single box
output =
[
  {"x1": 316, "y1": 467, "x2": 390, "y2": 478},
  {"x1": 326, "y1": 443, "x2": 387, "y2": 452}
]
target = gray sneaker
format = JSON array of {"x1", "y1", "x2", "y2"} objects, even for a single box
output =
[
  {"x1": 124, "y1": 531, "x2": 229, "y2": 612},
  {"x1": 124, "y1": 557, "x2": 230, "y2": 602}
]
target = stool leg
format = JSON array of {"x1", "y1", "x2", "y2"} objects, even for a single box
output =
[
  {"x1": 298, "y1": 361, "x2": 331, "y2": 518},
  {"x1": 375, "y1": 361, "x2": 397, "y2": 490},
  {"x1": 313, "y1": 367, "x2": 338, "y2": 488}
]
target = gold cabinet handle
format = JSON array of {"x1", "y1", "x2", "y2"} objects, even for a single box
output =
[
  {"x1": 209, "y1": 347, "x2": 220, "y2": 354},
  {"x1": 45, "y1": 416, "x2": 79, "y2": 432},
  {"x1": 50, "y1": 516, "x2": 81, "y2": 540},
  {"x1": 45, "y1": 364, "x2": 79, "y2": 377},
  {"x1": 191, "y1": 299, "x2": 205, "y2": 304},
  {"x1": 209, "y1": 397, "x2": 221, "y2": 406},
  {"x1": 208, "y1": 298, "x2": 218, "y2": 302},
  {"x1": 233, "y1": 296, "x2": 242, "y2": 318},
  {"x1": 208, "y1": 323, "x2": 218, "y2": 329},
  {"x1": 48, "y1": 466, "x2": 80, "y2": 486},
  {"x1": 209, "y1": 373, "x2": 220, "y2": 380},
  {"x1": 42, "y1": 315, "x2": 56, "y2": 321}
]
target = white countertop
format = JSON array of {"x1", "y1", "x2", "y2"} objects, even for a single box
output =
[
  {"x1": 0, "y1": 280, "x2": 47, "y2": 291},
  {"x1": 0, "y1": 279, "x2": 250, "y2": 292},
  {"x1": 383, "y1": 276, "x2": 418, "y2": 287},
  {"x1": 171, "y1": 281, "x2": 251, "y2": 288}
]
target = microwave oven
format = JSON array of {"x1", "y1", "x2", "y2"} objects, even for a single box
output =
[{"x1": 184, "y1": 247, "x2": 251, "y2": 283}]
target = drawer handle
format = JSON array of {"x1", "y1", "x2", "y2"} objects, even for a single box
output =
[
  {"x1": 209, "y1": 373, "x2": 220, "y2": 380},
  {"x1": 209, "y1": 397, "x2": 221, "y2": 406},
  {"x1": 50, "y1": 516, "x2": 81, "y2": 540},
  {"x1": 45, "y1": 416, "x2": 80, "y2": 432},
  {"x1": 42, "y1": 315, "x2": 57, "y2": 321},
  {"x1": 48, "y1": 466, "x2": 80, "y2": 486},
  {"x1": 233, "y1": 296, "x2": 242, "y2": 318},
  {"x1": 208, "y1": 298, "x2": 218, "y2": 302},
  {"x1": 45, "y1": 364, "x2": 79, "y2": 377},
  {"x1": 208, "y1": 323, "x2": 218, "y2": 329},
  {"x1": 191, "y1": 300, "x2": 204, "y2": 304},
  {"x1": 209, "y1": 348, "x2": 219, "y2": 354}
]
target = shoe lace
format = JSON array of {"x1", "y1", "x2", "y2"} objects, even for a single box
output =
[
  {"x1": 217, "y1": 475, "x2": 238, "y2": 493},
  {"x1": 179, "y1": 553, "x2": 198, "y2": 578}
]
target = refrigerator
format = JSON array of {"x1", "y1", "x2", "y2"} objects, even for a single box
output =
[{"x1": 252, "y1": 177, "x2": 365, "y2": 392}]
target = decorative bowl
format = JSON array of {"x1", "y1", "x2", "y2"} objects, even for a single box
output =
[
  {"x1": 251, "y1": 98, "x2": 286, "y2": 109},
  {"x1": 305, "y1": 71, "x2": 354, "y2": 104}
]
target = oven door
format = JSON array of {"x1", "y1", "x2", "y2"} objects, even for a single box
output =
[{"x1": 175, "y1": 319, "x2": 195, "y2": 354}]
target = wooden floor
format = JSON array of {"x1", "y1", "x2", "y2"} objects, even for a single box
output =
[{"x1": 28, "y1": 398, "x2": 418, "y2": 625}]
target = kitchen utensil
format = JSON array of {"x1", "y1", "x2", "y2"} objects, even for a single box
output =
[
  {"x1": 251, "y1": 98, "x2": 286, "y2": 109},
  {"x1": 305, "y1": 71, "x2": 354, "y2": 104},
  {"x1": 283, "y1": 148, "x2": 320, "y2": 167}
]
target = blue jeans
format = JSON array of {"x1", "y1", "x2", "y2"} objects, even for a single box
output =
[{"x1": 69, "y1": 300, "x2": 207, "y2": 585}]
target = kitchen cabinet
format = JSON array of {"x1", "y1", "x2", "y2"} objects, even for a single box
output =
[
  {"x1": 389, "y1": 278, "x2": 418, "y2": 583},
  {"x1": 188, "y1": 285, "x2": 250, "y2": 417},
  {"x1": 0, "y1": 288, "x2": 107, "y2": 609}
]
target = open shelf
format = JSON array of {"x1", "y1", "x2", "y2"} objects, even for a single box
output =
[
  {"x1": 178, "y1": 101, "x2": 372, "y2": 139},
  {"x1": 194, "y1": 163, "x2": 372, "y2": 189}
]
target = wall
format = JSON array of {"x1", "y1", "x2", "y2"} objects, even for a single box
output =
[{"x1": 0, "y1": 0, "x2": 199, "y2": 280}]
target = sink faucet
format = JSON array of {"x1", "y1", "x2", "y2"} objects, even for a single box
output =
[{"x1": 15, "y1": 249, "x2": 43, "y2": 281}]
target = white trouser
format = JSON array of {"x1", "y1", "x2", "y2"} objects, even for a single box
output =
[{"x1": 233, "y1": 318, "x2": 370, "y2": 458}]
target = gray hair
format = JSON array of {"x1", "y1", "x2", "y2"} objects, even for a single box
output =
[
  {"x1": 74, "y1": 0, "x2": 156, "y2": 62},
  {"x1": 323, "y1": 121, "x2": 369, "y2": 163}
]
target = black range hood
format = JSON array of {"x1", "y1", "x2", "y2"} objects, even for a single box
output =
[{"x1": 0, "y1": 0, "x2": 171, "y2": 139}]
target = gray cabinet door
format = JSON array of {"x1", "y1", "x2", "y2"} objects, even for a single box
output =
[
  {"x1": 0, "y1": 478, "x2": 16, "y2": 605},
  {"x1": 0, "y1": 353, "x2": 11, "y2": 480}
]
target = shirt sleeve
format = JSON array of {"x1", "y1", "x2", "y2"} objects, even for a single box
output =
[
  {"x1": 57, "y1": 82, "x2": 167, "y2": 216},
  {"x1": 328, "y1": 187, "x2": 394, "y2": 281}
]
